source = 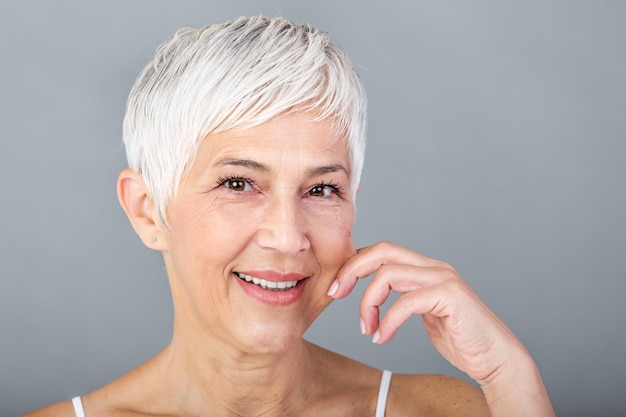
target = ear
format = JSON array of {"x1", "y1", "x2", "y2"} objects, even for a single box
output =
[{"x1": 117, "y1": 168, "x2": 166, "y2": 250}]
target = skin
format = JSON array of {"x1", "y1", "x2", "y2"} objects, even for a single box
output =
[{"x1": 24, "y1": 112, "x2": 554, "y2": 417}]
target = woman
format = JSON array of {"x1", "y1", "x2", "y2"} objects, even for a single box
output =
[{"x1": 25, "y1": 16, "x2": 555, "y2": 417}]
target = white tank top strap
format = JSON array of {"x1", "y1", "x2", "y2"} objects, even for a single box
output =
[
  {"x1": 72, "y1": 396, "x2": 86, "y2": 417},
  {"x1": 69, "y1": 373, "x2": 393, "y2": 417},
  {"x1": 375, "y1": 369, "x2": 393, "y2": 417}
]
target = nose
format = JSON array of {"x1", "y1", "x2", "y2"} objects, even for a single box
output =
[{"x1": 255, "y1": 192, "x2": 311, "y2": 255}]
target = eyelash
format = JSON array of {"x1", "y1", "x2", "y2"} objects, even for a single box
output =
[
  {"x1": 215, "y1": 174, "x2": 256, "y2": 192},
  {"x1": 309, "y1": 182, "x2": 345, "y2": 198},
  {"x1": 215, "y1": 175, "x2": 345, "y2": 198}
]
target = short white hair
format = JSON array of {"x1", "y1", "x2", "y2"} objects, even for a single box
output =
[{"x1": 123, "y1": 15, "x2": 367, "y2": 227}]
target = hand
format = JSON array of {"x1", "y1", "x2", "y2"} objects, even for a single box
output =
[
  {"x1": 328, "y1": 241, "x2": 556, "y2": 416},
  {"x1": 328, "y1": 240, "x2": 525, "y2": 384}
]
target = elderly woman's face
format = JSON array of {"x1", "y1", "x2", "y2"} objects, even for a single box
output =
[{"x1": 161, "y1": 112, "x2": 356, "y2": 352}]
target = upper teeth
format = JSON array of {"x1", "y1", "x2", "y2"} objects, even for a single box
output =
[{"x1": 236, "y1": 272, "x2": 299, "y2": 291}]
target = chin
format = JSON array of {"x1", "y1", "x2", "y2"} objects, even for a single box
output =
[
  {"x1": 223, "y1": 277, "x2": 331, "y2": 354},
  {"x1": 235, "y1": 321, "x2": 307, "y2": 355}
]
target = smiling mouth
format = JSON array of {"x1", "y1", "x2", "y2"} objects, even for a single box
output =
[{"x1": 234, "y1": 272, "x2": 304, "y2": 292}]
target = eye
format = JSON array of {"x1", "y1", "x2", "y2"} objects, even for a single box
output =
[
  {"x1": 217, "y1": 176, "x2": 254, "y2": 192},
  {"x1": 308, "y1": 183, "x2": 341, "y2": 197}
]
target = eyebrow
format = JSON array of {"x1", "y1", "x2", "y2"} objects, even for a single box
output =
[
  {"x1": 216, "y1": 159, "x2": 270, "y2": 172},
  {"x1": 308, "y1": 164, "x2": 349, "y2": 177},
  {"x1": 215, "y1": 158, "x2": 349, "y2": 177}
]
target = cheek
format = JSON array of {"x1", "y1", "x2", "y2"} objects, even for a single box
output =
[
  {"x1": 167, "y1": 198, "x2": 262, "y2": 268},
  {"x1": 192, "y1": 198, "x2": 262, "y2": 237},
  {"x1": 310, "y1": 210, "x2": 356, "y2": 272}
]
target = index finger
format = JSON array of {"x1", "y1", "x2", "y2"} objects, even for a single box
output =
[{"x1": 329, "y1": 241, "x2": 444, "y2": 299}]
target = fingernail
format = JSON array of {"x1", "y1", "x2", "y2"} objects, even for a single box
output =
[
  {"x1": 372, "y1": 330, "x2": 380, "y2": 344},
  {"x1": 360, "y1": 318, "x2": 366, "y2": 335},
  {"x1": 327, "y1": 280, "x2": 339, "y2": 297}
]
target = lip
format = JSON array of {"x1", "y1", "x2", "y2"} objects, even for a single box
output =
[
  {"x1": 237, "y1": 270, "x2": 307, "y2": 281},
  {"x1": 234, "y1": 270, "x2": 309, "y2": 306}
]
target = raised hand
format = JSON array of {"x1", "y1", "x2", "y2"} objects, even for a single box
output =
[{"x1": 328, "y1": 241, "x2": 556, "y2": 416}]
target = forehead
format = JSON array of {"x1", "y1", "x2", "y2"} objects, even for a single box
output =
[{"x1": 196, "y1": 113, "x2": 350, "y2": 171}]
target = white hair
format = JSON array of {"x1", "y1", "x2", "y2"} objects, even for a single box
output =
[{"x1": 123, "y1": 15, "x2": 367, "y2": 227}]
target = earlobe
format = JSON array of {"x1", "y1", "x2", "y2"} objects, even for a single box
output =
[{"x1": 117, "y1": 168, "x2": 165, "y2": 250}]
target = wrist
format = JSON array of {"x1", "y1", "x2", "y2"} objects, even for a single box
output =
[{"x1": 479, "y1": 351, "x2": 556, "y2": 417}]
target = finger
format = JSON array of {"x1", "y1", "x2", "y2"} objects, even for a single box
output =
[
  {"x1": 326, "y1": 275, "x2": 359, "y2": 298},
  {"x1": 359, "y1": 264, "x2": 455, "y2": 334},
  {"x1": 331, "y1": 241, "x2": 447, "y2": 299},
  {"x1": 373, "y1": 281, "x2": 460, "y2": 344}
]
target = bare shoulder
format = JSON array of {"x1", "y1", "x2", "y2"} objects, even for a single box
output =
[
  {"x1": 388, "y1": 373, "x2": 491, "y2": 417},
  {"x1": 22, "y1": 400, "x2": 75, "y2": 417}
]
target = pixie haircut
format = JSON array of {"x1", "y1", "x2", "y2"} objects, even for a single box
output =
[{"x1": 123, "y1": 16, "x2": 367, "y2": 226}]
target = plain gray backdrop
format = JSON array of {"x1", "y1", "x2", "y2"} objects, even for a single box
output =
[{"x1": 1, "y1": 1, "x2": 625, "y2": 416}]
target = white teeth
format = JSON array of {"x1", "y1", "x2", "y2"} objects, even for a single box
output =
[{"x1": 236, "y1": 272, "x2": 299, "y2": 291}]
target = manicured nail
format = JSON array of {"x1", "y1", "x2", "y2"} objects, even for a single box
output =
[
  {"x1": 327, "y1": 279, "x2": 339, "y2": 297},
  {"x1": 360, "y1": 318, "x2": 366, "y2": 335},
  {"x1": 372, "y1": 330, "x2": 380, "y2": 344}
]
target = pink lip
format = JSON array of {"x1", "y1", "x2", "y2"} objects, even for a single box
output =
[
  {"x1": 234, "y1": 270, "x2": 309, "y2": 306},
  {"x1": 237, "y1": 270, "x2": 307, "y2": 281}
]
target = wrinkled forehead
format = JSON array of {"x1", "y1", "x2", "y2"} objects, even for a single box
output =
[
  {"x1": 192, "y1": 112, "x2": 351, "y2": 173},
  {"x1": 190, "y1": 111, "x2": 351, "y2": 168}
]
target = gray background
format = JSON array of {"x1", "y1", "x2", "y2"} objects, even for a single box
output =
[{"x1": 1, "y1": 1, "x2": 624, "y2": 416}]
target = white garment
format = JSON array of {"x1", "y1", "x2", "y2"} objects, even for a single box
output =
[
  {"x1": 71, "y1": 396, "x2": 85, "y2": 417},
  {"x1": 376, "y1": 370, "x2": 393, "y2": 417},
  {"x1": 71, "y1": 370, "x2": 393, "y2": 417}
]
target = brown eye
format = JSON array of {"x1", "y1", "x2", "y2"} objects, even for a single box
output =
[
  {"x1": 229, "y1": 180, "x2": 245, "y2": 190},
  {"x1": 308, "y1": 185, "x2": 334, "y2": 197},
  {"x1": 221, "y1": 178, "x2": 253, "y2": 192}
]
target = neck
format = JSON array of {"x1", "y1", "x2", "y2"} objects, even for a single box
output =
[{"x1": 155, "y1": 318, "x2": 320, "y2": 417}]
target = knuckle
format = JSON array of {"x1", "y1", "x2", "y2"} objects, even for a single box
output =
[
  {"x1": 374, "y1": 240, "x2": 396, "y2": 252},
  {"x1": 433, "y1": 261, "x2": 460, "y2": 280},
  {"x1": 373, "y1": 264, "x2": 392, "y2": 281},
  {"x1": 442, "y1": 276, "x2": 467, "y2": 293}
]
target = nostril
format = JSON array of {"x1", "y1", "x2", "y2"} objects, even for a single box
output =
[{"x1": 254, "y1": 200, "x2": 310, "y2": 253}]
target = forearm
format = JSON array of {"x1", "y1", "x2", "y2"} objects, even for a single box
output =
[{"x1": 480, "y1": 351, "x2": 556, "y2": 417}]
